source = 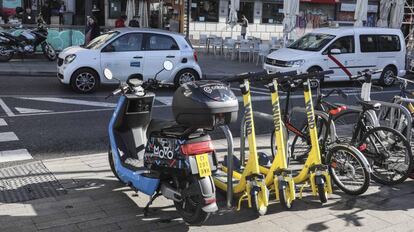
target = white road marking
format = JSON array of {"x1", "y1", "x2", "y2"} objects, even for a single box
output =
[
  {"x1": 15, "y1": 107, "x2": 52, "y2": 114},
  {"x1": 0, "y1": 118, "x2": 6, "y2": 126},
  {"x1": 19, "y1": 97, "x2": 117, "y2": 108},
  {"x1": 0, "y1": 149, "x2": 32, "y2": 163},
  {"x1": 0, "y1": 98, "x2": 15, "y2": 116},
  {"x1": 0, "y1": 132, "x2": 19, "y2": 142}
]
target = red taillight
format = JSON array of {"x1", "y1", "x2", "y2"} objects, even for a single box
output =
[
  {"x1": 193, "y1": 51, "x2": 198, "y2": 62},
  {"x1": 358, "y1": 144, "x2": 367, "y2": 151},
  {"x1": 181, "y1": 141, "x2": 214, "y2": 156}
]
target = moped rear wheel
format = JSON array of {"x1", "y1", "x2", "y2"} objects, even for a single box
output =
[{"x1": 173, "y1": 176, "x2": 211, "y2": 225}]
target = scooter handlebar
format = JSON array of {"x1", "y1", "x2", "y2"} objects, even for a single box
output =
[
  {"x1": 223, "y1": 70, "x2": 269, "y2": 83},
  {"x1": 248, "y1": 71, "x2": 298, "y2": 83},
  {"x1": 280, "y1": 70, "x2": 333, "y2": 82}
]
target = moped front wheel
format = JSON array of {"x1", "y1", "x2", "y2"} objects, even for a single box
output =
[
  {"x1": 0, "y1": 47, "x2": 13, "y2": 62},
  {"x1": 41, "y1": 42, "x2": 57, "y2": 61},
  {"x1": 108, "y1": 148, "x2": 123, "y2": 183}
]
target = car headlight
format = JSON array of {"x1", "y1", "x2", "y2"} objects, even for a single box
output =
[
  {"x1": 64, "y1": 54, "x2": 76, "y2": 64},
  {"x1": 286, "y1": 59, "x2": 305, "y2": 67}
]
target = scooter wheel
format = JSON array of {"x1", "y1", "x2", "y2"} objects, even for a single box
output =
[
  {"x1": 279, "y1": 182, "x2": 293, "y2": 209},
  {"x1": 317, "y1": 183, "x2": 328, "y2": 204},
  {"x1": 251, "y1": 190, "x2": 267, "y2": 216},
  {"x1": 108, "y1": 148, "x2": 124, "y2": 183}
]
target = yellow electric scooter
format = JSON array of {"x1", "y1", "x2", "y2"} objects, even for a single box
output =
[
  {"x1": 213, "y1": 71, "x2": 289, "y2": 215},
  {"x1": 259, "y1": 71, "x2": 334, "y2": 203}
]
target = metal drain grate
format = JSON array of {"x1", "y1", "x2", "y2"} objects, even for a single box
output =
[{"x1": 0, "y1": 161, "x2": 66, "y2": 203}]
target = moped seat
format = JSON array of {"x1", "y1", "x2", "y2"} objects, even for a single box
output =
[
  {"x1": 357, "y1": 101, "x2": 381, "y2": 111},
  {"x1": 146, "y1": 118, "x2": 181, "y2": 137}
]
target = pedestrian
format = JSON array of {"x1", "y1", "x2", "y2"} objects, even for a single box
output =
[
  {"x1": 240, "y1": 15, "x2": 248, "y2": 39},
  {"x1": 41, "y1": 2, "x2": 51, "y2": 25},
  {"x1": 59, "y1": 1, "x2": 66, "y2": 25},
  {"x1": 128, "y1": 15, "x2": 140, "y2": 27},
  {"x1": 85, "y1": 16, "x2": 100, "y2": 45},
  {"x1": 22, "y1": 7, "x2": 35, "y2": 24},
  {"x1": 115, "y1": 15, "x2": 127, "y2": 28}
]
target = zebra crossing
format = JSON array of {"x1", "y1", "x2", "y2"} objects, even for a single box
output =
[{"x1": 0, "y1": 118, "x2": 32, "y2": 163}]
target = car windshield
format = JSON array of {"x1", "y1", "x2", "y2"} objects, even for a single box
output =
[
  {"x1": 85, "y1": 32, "x2": 119, "y2": 49},
  {"x1": 288, "y1": 33, "x2": 335, "y2": 51}
]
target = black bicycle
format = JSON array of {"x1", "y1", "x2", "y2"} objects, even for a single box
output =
[{"x1": 332, "y1": 70, "x2": 413, "y2": 185}]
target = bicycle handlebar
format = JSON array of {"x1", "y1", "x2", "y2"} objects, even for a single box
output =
[{"x1": 350, "y1": 69, "x2": 382, "y2": 80}]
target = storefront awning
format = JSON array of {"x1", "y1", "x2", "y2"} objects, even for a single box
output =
[{"x1": 300, "y1": 0, "x2": 339, "y2": 4}]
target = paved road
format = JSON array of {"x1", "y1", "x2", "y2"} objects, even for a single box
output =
[{"x1": 0, "y1": 74, "x2": 412, "y2": 162}]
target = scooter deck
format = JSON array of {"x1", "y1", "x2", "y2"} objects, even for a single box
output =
[{"x1": 213, "y1": 169, "x2": 240, "y2": 185}]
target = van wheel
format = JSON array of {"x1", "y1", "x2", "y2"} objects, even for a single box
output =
[
  {"x1": 174, "y1": 69, "x2": 200, "y2": 88},
  {"x1": 379, "y1": 66, "x2": 396, "y2": 87},
  {"x1": 70, "y1": 68, "x2": 100, "y2": 93},
  {"x1": 307, "y1": 67, "x2": 324, "y2": 85}
]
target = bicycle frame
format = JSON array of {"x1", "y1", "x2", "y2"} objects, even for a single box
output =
[{"x1": 214, "y1": 79, "x2": 269, "y2": 212}]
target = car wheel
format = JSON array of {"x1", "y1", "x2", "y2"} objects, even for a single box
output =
[
  {"x1": 379, "y1": 66, "x2": 396, "y2": 87},
  {"x1": 70, "y1": 68, "x2": 100, "y2": 93},
  {"x1": 174, "y1": 69, "x2": 200, "y2": 88}
]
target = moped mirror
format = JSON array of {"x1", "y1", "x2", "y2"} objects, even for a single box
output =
[
  {"x1": 163, "y1": 60, "x2": 173, "y2": 71},
  {"x1": 330, "y1": 48, "x2": 341, "y2": 55},
  {"x1": 104, "y1": 68, "x2": 113, "y2": 80}
]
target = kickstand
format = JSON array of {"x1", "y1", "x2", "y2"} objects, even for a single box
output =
[{"x1": 143, "y1": 191, "x2": 161, "y2": 217}]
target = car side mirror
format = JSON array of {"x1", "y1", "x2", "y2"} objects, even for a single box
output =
[
  {"x1": 103, "y1": 45, "x2": 115, "y2": 53},
  {"x1": 330, "y1": 48, "x2": 341, "y2": 55}
]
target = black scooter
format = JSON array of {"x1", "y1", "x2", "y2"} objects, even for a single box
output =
[
  {"x1": 106, "y1": 61, "x2": 239, "y2": 225},
  {"x1": 0, "y1": 15, "x2": 57, "y2": 62}
]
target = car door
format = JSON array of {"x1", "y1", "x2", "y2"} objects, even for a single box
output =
[
  {"x1": 100, "y1": 33, "x2": 145, "y2": 81},
  {"x1": 142, "y1": 33, "x2": 181, "y2": 82},
  {"x1": 357, "y1": 34, "x2": 379, "y2": 73},
  {"x1": 323, "y1": 35, "x2": 358, "y2": 80}
]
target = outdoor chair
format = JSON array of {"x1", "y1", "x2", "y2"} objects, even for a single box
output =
[
  {"x1": 212, "y1": 37, "x2": 224, "y2": 56},
  {"x1": 199, "y1": 34, "x2": 208, "y2": 52},
  {"x1": 239, "y1": 40, "x2": 251, "y2": 62},
  {"x1": 223, "y1": 39, "x2": 237, "y2": 60},
  {"x1": 251, "y1": 40, "x2": 261, "y2": 63},
  {"x1": 256, "y1": 43, "x2": 270, "y2": 66}
]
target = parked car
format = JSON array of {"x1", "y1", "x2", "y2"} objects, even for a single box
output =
[
  {"x1": 264, "y1": 27, "x2": 406, "y2": 86},
  {"x1": 57, "y1": 27, "x2": 202, "y2": 93}
]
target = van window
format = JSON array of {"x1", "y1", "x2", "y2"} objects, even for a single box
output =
[
  {"x1": 326, "y1": 36, "x2": 355, "y2": 54},
  {"x1": 360, "y1": 35, "x2": 378, "y2": 53},
  {"x1": 360, "y1": 34, "x2": 401, "y2": 53},
  {"x1": 289, "y1": 33, "x2": 335, "y2": 52},
  {"x1": 378, "y1": 35, "x2": 401, "y2": 52}
]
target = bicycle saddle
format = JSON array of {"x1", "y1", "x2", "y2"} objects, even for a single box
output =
[{"x1": 357, "y1": 101, "x2": 381, "y2": 111}]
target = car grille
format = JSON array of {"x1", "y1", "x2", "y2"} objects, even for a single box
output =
[
  {"x1": 57, "y1": 73, "x2": 64, "y2": 79},
  {"x1": 265, "y1": 58, "x2": 289, "y2": 67},
  {"x1": 57, "y1": 58, "x2": 63, "y2": 66}
]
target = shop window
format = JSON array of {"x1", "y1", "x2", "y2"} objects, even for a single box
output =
[
  {"x1": 109, "y1": 0, "x2": 127, "y2": 19},
  {"x1": 378, "y1": 35, "x2": 401, "y2": 52},
  {"x1": 326, "y1": 36, "x2": 355, "y2": 54},
  {"x1": 262, "y1": 2, "x2": 283, "y2": 24},
  {"x1": 191, "y1": 0, "x2": 219, "y2": 22},
  {"x1": 360, "y1": 35, "x2": 378, "y2": 53},
  {"x1": 144, "y1": 33, "x2": 179, "y2": 51},
  {"x1": 105, "y1": 33, "x2": 143, "y2": 52},
  {"x1": 238, "y1": 2, "x2": 254, "y2": 23}
]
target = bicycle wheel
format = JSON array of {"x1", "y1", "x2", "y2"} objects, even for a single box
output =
[
  {"x1": 325, "y1": 144, "x2": 370, "y2": 195},
  {"x1": 359, "y1": 126, "x2": 413, "y2": 185},
  {"x1": 289, "y1": 115, "x2": 329, "y2": 161}
]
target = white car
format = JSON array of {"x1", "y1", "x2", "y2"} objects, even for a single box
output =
[
  {"x1": 58, "y1": 28, "x2": 202, "y2": 93},
  {"x1": 264, "y1": 27, "x2": 406, "y2": 86}
]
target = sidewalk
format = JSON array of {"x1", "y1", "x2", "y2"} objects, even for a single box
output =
[
  {"x1": 0, "y1": 52, "x2": 263, "y2": 79},
  {"x1": 1, "y1": 134, "x2": 413, "y2": 232}
]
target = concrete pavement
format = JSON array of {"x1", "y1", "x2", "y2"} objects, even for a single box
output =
[
  {"x1": 0, "y1": 52, "x2": 263, "y2": 78},
  {"x1": 1, "y1": 134, "x2": 413, "y2": 232}
]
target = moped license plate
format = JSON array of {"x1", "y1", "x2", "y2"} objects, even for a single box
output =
[{"x1": 196, "y1": 153, "x2": 211, "y2": 177}]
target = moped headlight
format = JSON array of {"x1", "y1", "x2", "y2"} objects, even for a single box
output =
[
  {"x1": 64, "y1": 54, "x2": 76, "y2": 64},
  {"x1": 286, "y1": 59, "x2": 305, "y2": 67}
]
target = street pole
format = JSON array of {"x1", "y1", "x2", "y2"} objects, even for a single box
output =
[{"x1": 186, "y1": 0, "x2": 190, "y2": 38}]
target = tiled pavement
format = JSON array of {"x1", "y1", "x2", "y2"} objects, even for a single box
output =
[{"x1": 0, "y1": 135, "x2": 413, "y2": 232}]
